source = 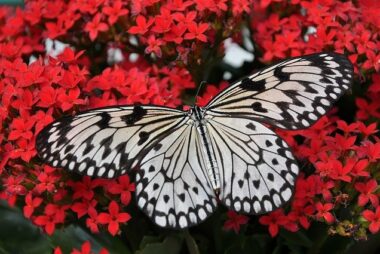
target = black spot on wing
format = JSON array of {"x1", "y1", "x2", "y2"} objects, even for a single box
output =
[
  {"x1": 178, "y1": 193, "x2": 185, "y2": 202},
  {"x1": 240, "y1": 78, "x2": 266, "y2": 91},
  {"x1": 154, "y1": 143, "x2": 162, "y2": 151},
  {"x1": 251, "y1": 102, "x2": 268, "y2": 113},
  {"x1": 98, "y1": 112, "x2": 111, "y2": 128},
  {"x1": 121, "y1": 105, "x2": 147, "y2": 125},
  {"x1": 274, "y1": 66, "x2": 290, "y2": 81},
  {"x1": 246, "y1": 122, "x2": 256, "y2": 130},
  {"x1": 253, "y1": 180, "x2": 260, "y2": 189},
  {"x1": 138, "y1": 131, "x2": 150, "y2": 145}
]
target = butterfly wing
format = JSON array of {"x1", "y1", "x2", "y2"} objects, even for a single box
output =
[
  {"x1": 135, "y1": 122, "x2": 217, "y2": 228},
  {"x1": 205, "y1": 52, "x2": 353, "y2": 130},
  {"x1": 205, "y1": 115, "x2": 298, "y2": 214},
  {"x1": 36, "y1": 105, "x2": 188, "y2": 178}
]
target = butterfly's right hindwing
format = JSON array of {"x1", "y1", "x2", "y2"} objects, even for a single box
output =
[{"x1": 36, "y1": 105, "x2": 187, "y2": 178}]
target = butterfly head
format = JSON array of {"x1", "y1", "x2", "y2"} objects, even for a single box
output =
[{"x1": 190, "y1": 105, "x2": 206, "y2": 122}]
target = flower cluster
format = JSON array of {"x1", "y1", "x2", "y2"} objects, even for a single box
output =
[{"x1": 0, "y1": 0, "x2": 379, "y2": 252}]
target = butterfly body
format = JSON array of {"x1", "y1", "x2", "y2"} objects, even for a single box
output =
[
  {"x1": 36, "y1": 53, "x2": 353, "y2": 229},
  {"x1": 191, "y1": 105, "x2": 221, "y2": 191}
]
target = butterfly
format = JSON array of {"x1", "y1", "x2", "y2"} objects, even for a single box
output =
[{"x1": 36, "y1": 52, "x2": 353, "y2": 229}]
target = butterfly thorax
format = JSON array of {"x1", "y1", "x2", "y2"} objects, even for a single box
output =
[{"x1": 191, "y1": 106, "x2": 220, "y2": 192}]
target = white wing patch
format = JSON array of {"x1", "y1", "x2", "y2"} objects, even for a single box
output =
[
  {"x1": 206, "y1": 52, "x2": 353, "y2": 129},
  {"x1": 135, "y1": 123, "x2": 217, "y2": 229},
  {"x1": 206, "y1": 115, "x2": 298, "y2": 214}
]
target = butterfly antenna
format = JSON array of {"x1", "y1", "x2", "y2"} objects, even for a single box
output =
[{"x1": 195, "y1": 81, "x2": 207, "y2": 105}]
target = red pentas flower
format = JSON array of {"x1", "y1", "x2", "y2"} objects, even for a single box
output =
[
  {"x1": 86, "y1": 207, "x2": 101, "y2": 233},
  {"x1": 223, "y1": 210, "x2": 249, "y2": 233},
  {"x1": 7, "y1": 116, "x2": 35, "y2": 141},
  {"x1": 259, "y1": 209, "x2": 288, "y2": 237},
  {"x1": 35, "y1": 170, "x2": 59, "y2": 194},
  {"x1": 97, "y1": 201, "x2": 131, "y2": 236},
  {"x1": 103, "y1": 0, "x2": 129, "y2": 25},
  {"x1": 23, "y1": 193, "x2": 43, "y2": 218},
  {"x1": 184, "y1": 22, "x2": 209, "y2": 42},
  {"x1": 106, "y1": 175, "x2": 135, "y2": 206},
  {"x1": 2, "y1": 175, "x2": 27, "y2": 196},
  {"x1": 363, "y1": 207, "x2": 380, "y2": 234},
  {"x1": 71, "y1": 199, "x2": 97, "y2": 218},
  {"x1": 68, "y1": 176, "x2": 107, "y2": 200},
  {"x1": 34, "y1": 204, "x2": 67, "y2": 235},
  {"x1": 315, "y1": 202, "x2": 335, "y2": 224},
  {"x1": 355, "y1": 180, "x2": 379, "y2": 207},
  {"x1": 71, "y1": 241, "x2": 109, "y2": 254},
  {"x1": 85, "y1": 14, "x2": 109, "y2": 41},
  {"x1": 57, "y1": 87, "x2": 86, "y2": 111},
  {"x1": 56, "y1": 47, "x2": 85, "y2": 64},
  {"x1": 144, "y1": 35, "x2": 164, "y2": 57},
  {"x1": 128, "y1": 15, "x2": 153, "y2": 35}
]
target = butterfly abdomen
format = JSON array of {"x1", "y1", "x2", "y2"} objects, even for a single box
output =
[{"x1": 192, "y1": 106, "x2": 220, "y2": 191}]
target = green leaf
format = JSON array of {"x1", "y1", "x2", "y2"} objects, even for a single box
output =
[
  {"x1": 136, "y1": 235, "x2": 183, "y2": 254},
  {"x1": 0, "y1": 202, "x2": 51, "y2": 254}
]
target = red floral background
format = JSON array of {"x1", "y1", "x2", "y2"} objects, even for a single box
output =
[{"x1": 0, "y1": 0, "x2": 379, "y2": 253}]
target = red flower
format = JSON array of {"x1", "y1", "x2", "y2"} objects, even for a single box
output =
[
  {"x1": 103, "y1": 1, "x2": 129, "y2": 25},
  {"x1": 144, "y1": 36, "x2": 164, "y2": 57},
  {"x1": 86, "y1": 207, "x2": 101, "y2": 233},
  {"x1": 355, "y1": 180, "x2": 379, "y2": 207},
  {"x1": 223, "y1": 210, "x2": 249, "y2": 233},
  {"x1": 106, "y1": 175, "x2": 135, "y2": 206},
  {"x1": 71, "y1": 241, "x2": 109, "y2": 254},
  {"x1": 128, "y1": 15, "x2": 153, "y2": 35},
  {"x1": 24, "y1": 193, "x2": 43, "y2": 218},
  {"x1": 34, "y1": 204, "x2": 66, "y2": 235},
  {"x1": 72, "y1": 199, "x2": 97, "y2": 218},
  {"x1": 37, "y1": 86, "x2": 58, "y2": 108},
  {"x1": 35, "y1": 171, "x2": 58, "y2": 194},
  {"x1": 8, "y1": 117, "x2": 35, "y2": 141},
  {"x1": 184, "y1": 22, "x2": 209, "y2": 42},
  {"x1": 3, "y1": 175, "x2": 27, "y2": 196},
  {"x1": 363, "y1": 207, "x2": 380, "y2": 234},
  {"x1": 328, "y1": 160, "x2": 352, "y2": 183},
  {"x1": 57, "y1": 88, "x2": 86, "y2": 111},
  {"x1": 85, "y1": 14, "x2": 109, "y2": 41},
  {"x1": 57, "y1": 47, "x2": 84, "y2": 64},
  {"x1": 97, "y1": 201, "x2": 131, "y2": 236},
  {"x1": 315, "y1": 202, "x2": 335, "y2": 223},
  {"x1": 151, "y1": 9, "x2": 173, "y2": 33},
  {"x1": 68, "y1": 176, "x2": 106, "y2": 200},
  {"x1": 259, "y1": 209, "x2": 288, "y2": 237}
]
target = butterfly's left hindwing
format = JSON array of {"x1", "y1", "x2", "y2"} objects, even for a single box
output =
[
  {"x1": 205, "y1": 115, "x2": 299, "y2": 214},
  {"x1": 36, "y1": 105, "x2": 187, "y2": 178},
  {"x1": 206, "y1": 53, "x2": 353, "y2": 130}
]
